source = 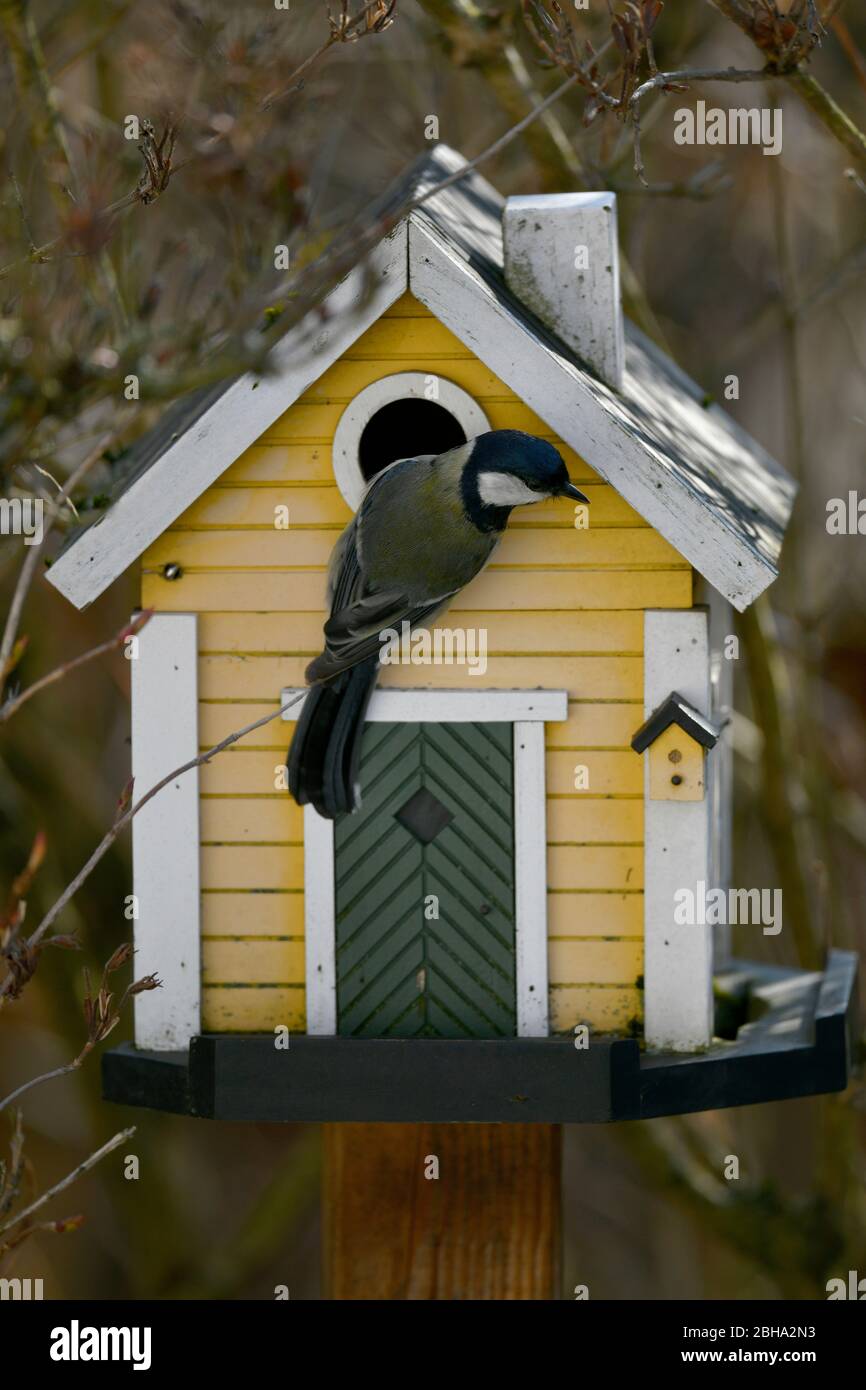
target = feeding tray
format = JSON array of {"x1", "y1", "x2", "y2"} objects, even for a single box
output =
[{"x1": 103, "y1": 950, "x2": 858, "y2": 1124}]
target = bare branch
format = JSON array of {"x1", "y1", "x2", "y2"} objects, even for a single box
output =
[
  {"x1": 629, "y1": 65, "x2": 770, "y2": 183},
  {"x1": 0, "y1": 610, "x2": 153, "y2": 725},
  {"x1": 709, "y1": 0, "x2": 866, "y2": 160},
  {"x1": 0, "y1": 433, "x2": 117, "y2": 695},
  {"x1": 0, "y1": 1, "x2": 398, "y2": 279},
  {"x1": 0, "y1": 1127, "x2": 135, "y2": 1238},
  {"x1": 787, "y1": 67, "x2": 866, "y2": 162},
  {"x1": 405, "y1": 72, "x2": 580, "y2": 214},
  {"x1": 0, "y1": 942, "x2": 161, "y2": 1112},
  {"x1": 0, "y1": 692, "x2": 307, "y2": 1001},
  {"x1": 0, "y1": 1063, "x2": 79, "y2": 1116}
]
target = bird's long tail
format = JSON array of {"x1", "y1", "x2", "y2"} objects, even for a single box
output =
[{"x1": 286, "y1": 657, "x2": 379, "y2": 819}]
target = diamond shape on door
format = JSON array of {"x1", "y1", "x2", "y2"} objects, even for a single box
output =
[{"x1": 394, "y1": 786, "x2": 454, "y2": 844}]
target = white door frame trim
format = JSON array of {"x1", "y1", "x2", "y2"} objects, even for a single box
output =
[{"x1": 282, "y1": 686, "x2": 568, "y2": 1038}]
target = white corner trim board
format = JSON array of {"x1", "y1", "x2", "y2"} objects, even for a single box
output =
[
  {"x1": 332, "y1": 372, "x2": 490, "y2": 510},
  {"x1": 642, "y1": 609, "x2": 713, "y2": 1052},
  {"x1": 285, "y1": 688, "x2": 565, "y2": 1037},
  {"x1": 131, "y1": 612, "x2": 201, "y2": 1050},
  {"x1": 45, "y1": 225, "x2": 409, "y2": 611}
]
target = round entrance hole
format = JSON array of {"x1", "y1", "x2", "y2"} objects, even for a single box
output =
[{"x1": 358, "y1": 397, "x2": 467, "y2": 483}]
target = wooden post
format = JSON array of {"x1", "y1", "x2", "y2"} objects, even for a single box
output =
[{"x1": 323, "y1": 1122, "x2": 561, "y2": 1300}]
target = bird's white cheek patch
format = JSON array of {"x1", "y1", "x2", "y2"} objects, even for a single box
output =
[{"x1": 476, "y1": 472, "x2": 548, "y2": 507}]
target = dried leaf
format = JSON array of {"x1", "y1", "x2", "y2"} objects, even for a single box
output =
[
  {"x1": 105, "y1": 943, "x2": 134, "y2": 974},
  {"x1": 46, "y1": 933, "x2": 81, "y2": 952},
  {"x1": 128, "y1": 973, "x2": 162, "y2": 996},
  {"x1": 642, "y1": 0, "x2": 663, "y2": 35}
]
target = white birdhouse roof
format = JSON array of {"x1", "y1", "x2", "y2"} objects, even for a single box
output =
[{"x1": 46, "y1": 144, "x2": 796, "y2": 612}]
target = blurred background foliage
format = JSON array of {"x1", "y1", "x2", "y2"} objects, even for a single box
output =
[{"x1": 1, "y1": 0, "x2": 865, "y2": 1299}]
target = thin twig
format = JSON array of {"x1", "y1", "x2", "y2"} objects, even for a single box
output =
[
  {"x1": 0, "y1": 434, "x2": 116, "y2": 694},
  {"x1": 0, "y1": 1, "x2": 397, "y2": 280},
  {"x1": 629, "y1": 66, "x2": 770, "y2": 184},
  {"x1": 0, "y1": 611, "x2": 152, "y2": 724},
  {"x1": 0, "y1": 1063, "x2": 78, "y2": 1116},
  {"x1": 0, "y1": 1127, "x2": 134, "y2": 1237},
  {"x1": 3, "y1": 692, "x2": 307, "y2": 977},
  {"x1": 709, "y1": 0, "x2": 866, "y2": 161},
  {"x1": 405, "y1": 73, "x2": 580, "y2": 214},
  {"x1": 787, "y1": 67, "x2": 866, "y2": 161}
]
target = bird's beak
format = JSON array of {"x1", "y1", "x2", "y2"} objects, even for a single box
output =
[{"x1": 561, "y1": 481, "x2": 590, "y2": 504}]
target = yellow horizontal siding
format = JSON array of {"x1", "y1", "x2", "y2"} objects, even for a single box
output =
[
  {"x1": 548, "y1": 846, "x2": 643, "y2": 892},
  {"x1": 201, "y1": 796, "x2": 303, "y2": 842},
  {"x1": 147, "y1": 526, "x2": 687, "y2": 570},
  {"x1": 200, "y1": 842, "x2": 642, "y2": 893},
  {"x1": 202, "y1": 938, "x2": 305, "y2": 985},
  {"x1": 217, "y1": 444, "x2": 333, "y2": 484},
  {"x1": 199, "y1": 793, "x2": 642, "y2": 846},
  {"x1": 172, "y1": 482, "x2": 645, "y2": 530},
  {"x1": 259, "y1": 398, "x2": 581, "y2": 445},
  {"x1": 379, "y1": 295, "x2": 430, "y2": 316},
  {"x1": 549, "y1": 703, "x2": 642, "y2": 747},
  {"x1": 549, "y1": 939, "x2": 643, "y2": 986},
  {"x1": 198, "y1": 889, "x2": 645, "y2": 943},
  {"x1": 550, "y1": 985, "x2": 642, "y2": 1034},
  {"x1": 202, "y1": 891, "x2": 303, "y2": 936},
  {"x1": 546, "y1": 799, "x2": 642, "y2": 842},
  {"x1": 194, "y1": 611, "x2": 643, "y2": 656},
  {"x1": 548, "y1": 892, "x2": 642, "y2": 937},
  {"x1": 144, "y1": 569, "x2": 691, "y2": 612},
  {"x1": 202, "y1": 985, "x2": 304, "y2": 1032},
  {"x1": 294, "y1": 315, "x2": 479, "y2": 360},
  {"x1": 547, "y1": 751, "x2": 642, "y2": 796},
  {"x1": 300, "y1": 357, "x2": 510, "y2": 402},
  {"x1": 201, "y1": 845, "x2": 303, "y2": 890},
  {"x1": 198, "y1": 748, "x2": 641, "y2": 800},
  {"x1": 136, "y1": 290, "x2": 704, "y2": 1035}
]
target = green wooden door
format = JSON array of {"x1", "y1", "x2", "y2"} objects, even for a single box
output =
[{"x1": 334, "y1": 721, "x2": 516, "y2": 1038}]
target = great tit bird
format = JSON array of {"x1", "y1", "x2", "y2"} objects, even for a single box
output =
[{"x1": 286, "y1": 428, "x2": 588, "y2": 818}]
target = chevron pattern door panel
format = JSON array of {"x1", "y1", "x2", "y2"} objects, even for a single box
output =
[{"x1": 333, "y1": 721, "x2": 516, "y2": 1038}]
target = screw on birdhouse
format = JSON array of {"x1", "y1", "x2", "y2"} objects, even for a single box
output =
[
  {"x1": 668, "y1": 748, "x2": 682, "y2": 763},
  {"x1": 162, "y1": 562, "x2": 182, "y2": 581}
]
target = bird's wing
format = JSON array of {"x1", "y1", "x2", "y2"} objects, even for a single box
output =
[
  {"x1": 308, "y1": 452, "x2": 474, "y2": 682},
  {"x1": 323, "y1": 456, "x2": 438, "y2": 614},
  {"x1": 325, "y1": 517, "x2": 362, "y2": 615},
  {"x1": 307, "y1": 587, "x2": 456, "y2": 682}
]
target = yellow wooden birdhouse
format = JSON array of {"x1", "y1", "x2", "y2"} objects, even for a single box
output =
[{"x1": 46, "y1": 146, "x2": 856, "y2": 1122}]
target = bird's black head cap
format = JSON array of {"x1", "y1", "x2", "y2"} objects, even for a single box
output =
[{"x1": 462, "y1": 429, "x2": 588, "y2": 531}]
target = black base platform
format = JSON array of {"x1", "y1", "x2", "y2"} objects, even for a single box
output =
[{"x1": 102, "y1": 951, "x2": 860, "y2": 1123}]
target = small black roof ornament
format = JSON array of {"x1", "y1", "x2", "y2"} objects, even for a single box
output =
[{"x1": 631, "y1": 690, "x2": 722, "y2": 754}]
